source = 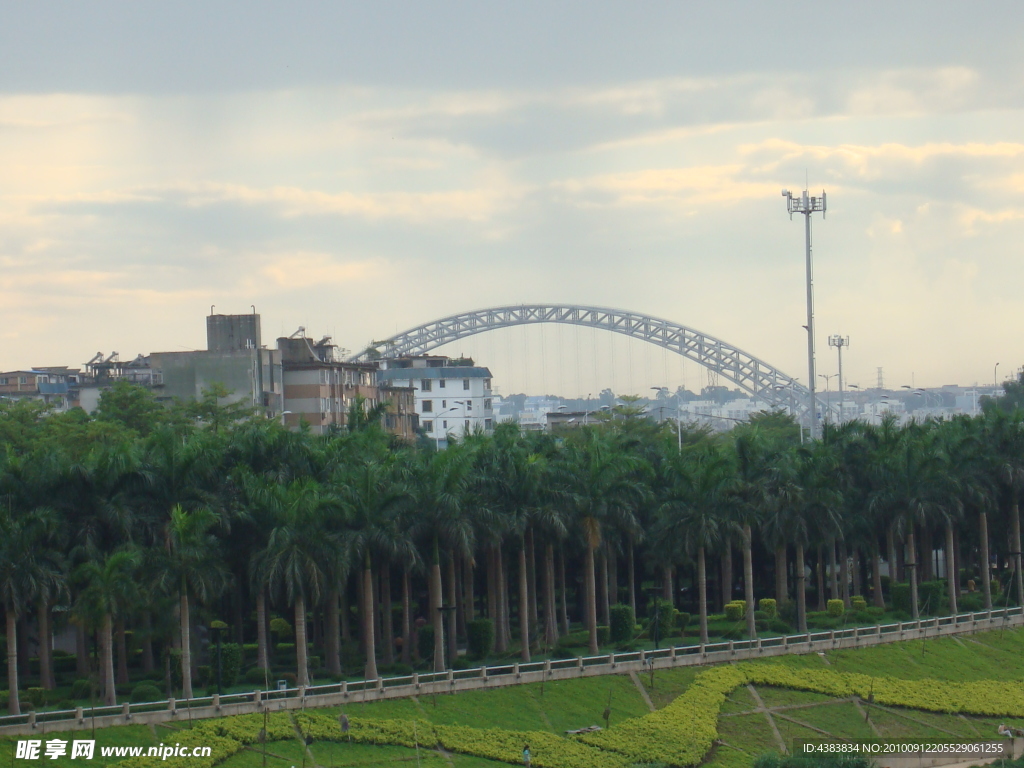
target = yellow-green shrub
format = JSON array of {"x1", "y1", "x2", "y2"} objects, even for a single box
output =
[
  {"x1": 827, "y1": 598, "x2": 845, "y2": 617},
  {"x1": 724, "y1": 600, "x2": 746, "y2": 621},
  {"x1": 758, "y1": 598, "x2": 777, "y2": 619},
  {"x1": 851, "y1": 595, "x2": 867, "y2": 611}
]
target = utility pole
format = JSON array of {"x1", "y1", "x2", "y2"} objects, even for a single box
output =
[
  {"x1": 783, "y1": 188, "x2": 827, "y2": 440},
  {"x1": 829, "y1": 335, "x2": 849, "y2": 423}
]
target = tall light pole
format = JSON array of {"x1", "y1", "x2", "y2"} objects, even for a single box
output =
[
  {"x1": 818, "y1": 374, "x2": 836, "y2": 423},
  {"x1": 995, "y1": 362, "x2": 1001, "y2": 388},
  {"x1": 783, "y1": 188, "x2": 827, "y2": 440},
  {"x1": 829, "y1": 335, "x2": 849, "y2": 423}
]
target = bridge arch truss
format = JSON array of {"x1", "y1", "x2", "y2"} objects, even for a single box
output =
[{"x1": 352, "y1": 304, "x2": 810, "y2": 410}]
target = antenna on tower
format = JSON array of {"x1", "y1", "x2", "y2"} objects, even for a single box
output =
[{"x1": 877, "y1": 367, "x2": 884, "y2": 389}]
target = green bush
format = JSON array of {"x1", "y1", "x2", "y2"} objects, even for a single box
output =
[
  {"x1": 754, "y1": 610, "x2": 769, "y2": 621},
  {"x1": 768, "y1": 619, "x2": 793, "y2": 634},
  {"x1": 758, "y1": 598, "x2": 777, "y2": 619},
  {"x1": 55, "y1": 700, "x2": 76, "y2": 711},
  {"x1": 70, "y1": 679, "x2": 93, "y2": 699},
  {"x1": 245, "y1": 667, "x2": 271, "y2": 686},
  {"x1": 452, "y1": 657, "x2": 474, "y2": 671},
  {"x1": 197, "y1": 665, "x2": 212, "y2": 687},
  {"x1": 645, "y1": 599, "x2": 675, "y2": 642},
  {"x1": 827, "y1": 599, "x2": 845, "y2": 617},
  {"x1": 24, "y1": 687, "x2": 48, "y2": 707},
  {"x1": 130, "y1": 683, "x2": 163, "y2": 704},
  {"x1": 280, "y1": 672, "x2": 298, "y2": 688},
  {"x1": 891, "y1": 580, "x2": 947, "y2": 614},
  {"x1": 269, "y1": 617, "x2": 293, "y2": 638},
  {"x1": 959, "y1": 593, "x2": 984, "y2": 612},
  {"x1": 778, "y1": 599, "x2": 796, "y2": 624},
  {"x1": 379, "y1": 663, "x2": 413, "y2": 677},
  {"x1": 596, "y1": 625, "x2": 611, "y2": 646},
  {"x1": 466, "y1": 618, "x2": 495, "y2": 660},
  {"x1": 851, "y1": 595, "x2": 867, "y2": 612},
  {"x1": 218, "y1": 643, "x2": 243, "y2": 687},
  {"x1": 724, "y1": 601, "x2": 746, "y2": 622},
  {"x1": 676, "y1": 611, "x2": 691, "y2": 629},
  {"x1": 307, "y1": 655, "x2": 321, "y2": 672},
  {"x1": 865, "y1": 606, "x2": 885, "y2": 617},
  {"x1": 609, "y1": 604, "x2": 635, "y2": 643},
  {"x1": 417, "y1": 624, "x2": 435, "y2": 663}
]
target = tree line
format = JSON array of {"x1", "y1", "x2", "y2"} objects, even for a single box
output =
[{"x1": 1, "y1": 381, "x2": 1023, "y2": 716}]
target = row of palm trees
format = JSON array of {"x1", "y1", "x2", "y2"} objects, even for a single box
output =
[{"x1": 1, "y1": 390, "x2": 1023, "y2": 718}]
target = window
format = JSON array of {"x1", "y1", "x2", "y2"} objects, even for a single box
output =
[
  {"x1": 19, "y1": 376, "x2": 27, "y2": 385},
  {"x1": 484, "y1": 398, "x2": 492, "y2": 410},
  {"x1": 0, "y1": 378, "x2": 6, "y2": 385},
  {"x1": 439, "y1": 379, "x2": 446, "y2": 388},
  {"x1": 422, "y1": 420, "x2": 433, "y2": 432},
  {"x1": 442, "y1": 420, "x2": 448, "y2": 429},
  {"x1": 421, "y1": 379, "x2": 431, "y2": 392},
  {"x1": 463, "y1": 379, "x2": 470, "y2": 390},
  {"x1": 485, "y1": 419, "x2": 493, "y2": 430},
  {"x1": 422, "y1": 400, "x2": 433, "y2": 413},
  {"x1": 484, "y1": 379, "x2": 491, "y2": 390},
  {"x1": 466, "y1": 401, "x2": 472, "y2": 411},
  {"x1": 442, "y1": 400, "x2": 446, "y2": 408}
]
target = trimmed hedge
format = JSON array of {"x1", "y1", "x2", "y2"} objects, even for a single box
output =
[
  {"x1": 724, "y1": 600, "x2": 746, "y2": 622},
  {"x1": 466, "y1": 618, "x2": 495, "y2": 660},
  {"x1": 758, "y1": 598, "x2": 777, "y2": 619},
  {"x1": 609, "y1": 604, "x2": 634, "y2": 643},
  {"x1": 827, "y1": 599, "x2": 845, "y2": 617}
]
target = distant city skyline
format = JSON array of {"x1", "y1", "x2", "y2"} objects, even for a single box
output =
[{"x1": 2, "y1": 2, "x2": 1023, "y2": 392}]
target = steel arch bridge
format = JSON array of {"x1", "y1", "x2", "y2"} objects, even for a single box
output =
[{"x1": 351, "y1": 304, "x2": 810, "y2": 410}]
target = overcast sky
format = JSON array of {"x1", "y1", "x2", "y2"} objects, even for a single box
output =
[{"x1": 2, "y1": 2, "x2": 1023, "y2": 395}]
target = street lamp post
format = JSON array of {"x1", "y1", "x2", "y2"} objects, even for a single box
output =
[
  {"x1": 433, "y1": 407, "x2": 458, "y2": 450},
  {"x1": 829, "y1": 335, "x2": 849, "y2": 422},
  {"x1": 995, "y1": 362, "x2": 1001, "y2": 388},
  {"x1": 783, "y1": 188, "x2": 827, "y2": 440}
]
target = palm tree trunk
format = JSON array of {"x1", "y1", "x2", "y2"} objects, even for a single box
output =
[
  {"x1": 543, "y1": 543, "x2": 557, "y2": 645},
  {"x1": 455, "y1": 556, "x2": 467, "y2": 641},
  {"x1": 796, "y1": 543, "x2": 807, "y2": 633},
  {"x1": 662, "y1": 565, "x2": 673, "y2": 606},
  {"x1": 627, "y1": 538, "x2": 636, "y2": 617},
  {"x1": 401, "y1": 569, "x2": 412, "y2": 664},
  {"x1": 872, "y1": 546, "x2": 885, "y2": 609},
  {"x1": 116, "y1": 618, "x2": 130, "y2": 686},
  {"x1": 38, "y1": 598, "x2": 54, "y2": 690},
  {"x1": 922, "y1": 527, "x2": 935, "y2": 582},
  {"x1": 340, "y1": 583, "x2": 350, "y2": 642},
  {"x1": 980, "y1": 511, "x2": 992, "y2": 611},
  {"x1": 774, "y1": 546, "x2": 787, "y2": 605},
  {"x1": 180, "y1": 591, "x2": 193, "y2": 699},
  {"x1": 382, "y1": 566, "x2": 395, "y2": 666},
  {"x1": 721, "y1": 543, "x2": 733, "y2": 608},
  {"x1": 585, "y1": 544, "x2": 599, "y2": 654},
  {"x1": 1012, "y1": 501, "x2": 1024, "y2": 610},
  {"x1": 6, "y1": 604, "x2": 20, "y2": 715},
  {"x1": 906, "y1": 530, "x2": 920, "y2": 619},
  {"x1": 945, "y1": 522, "x2": 958, "y2": 615},
  {"x1": 519, "y1": 538, "x2": 531, "y2": 662},
  {"x1": 743, "y1": 524, "x2": 756, "y2": 640},
  {"x1": 256, "y1": 590, "x2": 270, "y2": 670},
  {"x1": 598, "y1": 550, "x2": 610, "y2": 627},
  {"x1": 839, "y1": 539, "x2": 851, "y2": 608},
  {"x1": 101, "y1": 612, "x2": 116, "y2": 706},
  {"x1": 697, "y1": 546, "x2": 709, "y2": 645},
  {"x1": 816, "y1": 545, "x2": 826, "y2": 611},
  {"x1": 828, "y1": 538, "x2": 839, "y2": 600},
  {"x1": 490, "y1": 547, "x2": 506, "y2": 653},
  {"x1": 526, "y1": 528, "x2": 538, "y2": 628},
  {"x1": 499, "y1": 546, "x2": 511, "y2": 648},
  {"x1": 445, "y1": 556, "x2": 457, "y2": 667},
  {"x1": 852, "y1": 548, "x2": 862, "y2": 599},
  {"x1": 886, "y1": 524, "x2": 898, "y2": 584},
  {"x1": 295, "y1": 595, "x2": 309, "y2": 686},
  {"x1": 430, "y1": 546, "x2": 445, "y2": 672},
  {"x1": 326, "y1": 588, "x2": 340, "y2": 676},
  {"x1": 609, "y1": 549, "x2": 619, "y2": 607},
  {"x1": 363, "y1": 562, "x2": 378, "y2": 680},
  {"x1": 558, "y1": 546, "x2": 569, "y2": 637},
  {"x1": 463, "y1": 557, "x2": 475, "y2": 623}
]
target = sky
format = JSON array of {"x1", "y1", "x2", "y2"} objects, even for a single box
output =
[{"x1": 2, "y1": 2, "x2": 1023, "y2": 397}]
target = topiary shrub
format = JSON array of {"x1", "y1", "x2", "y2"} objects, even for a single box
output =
[
  {"x1": 646, "y1": 599, "x2": 675, "y2": 642},
  {"x1": 676, "y1": 611, "x2": 691, "y2": 631},
  {"x1": 54, "y1": 700, "x2": 76, "y2": 711},
  {"x1": 70, "y1": 679, "x2": 92, "y2": 700},
  {"x1": 466, "y1": 618, "x2": 495, "y2": 660},
  {"x1": 245, "y1": 667, "x2": 271, "y2": 686},
  {"x1": 609, "y1": 604, "x2": 635, "y2": 643},
  {"x1": 24, "y1": 687, "x2": 48, "y2": 707},
  {"x1": 130, "y1": 683, "x2": 162, "y2": 703},
  {"x1": 269, "y1": 617, "x2": 293, "y2": 639},
  {"x1": 778, "y1": 599, "x2": 796, "y2": 624},
  {"x1": 851, "y1": 595, "x2": 867, "y2": 612},
  {"x1": 758, "y1": 598, "x2": 777, "y2": 620},
  {"x1": 724, "y1": 600, "x2": 746, "y2": 622},
  {"x1": 959, "y1": 593, "x2": 984, "y2": 613},
  {"x1": 215, "y1": 643, "x2": 242, "y2": 688},
  {"x1": 307, "y1": 655, "x2": 321, "y2": 672},
  {"x1": 827, "y1": 599, "x2": 845, "y2": 617}
]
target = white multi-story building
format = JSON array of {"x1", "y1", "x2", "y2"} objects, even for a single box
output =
[{"x1": 376, "y1": 355, "x2": 494, "y2": 447}]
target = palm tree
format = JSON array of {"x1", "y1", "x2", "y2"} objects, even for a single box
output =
[
  {"x1": 410, "y1": 446, "x2": 475, "y2": 672},
  {"x1": 656, "y1": 442, "x2": 731, "y2": 645},
  {"x1": 558, "y1": 430, "x2": 647, "y2": 654},
  {"x1": 256, "y1": 479, "x2": 339, "y2": 686},
  {"x1": 335, "y1": 456, "x2": 410, "y2": 679},
  {"x1": 73, "y1": 549, "x2": 140, "y2": 705},
  {"x1": 982, "y1": 408, "x2": 1024, "y2": 609},
  {"x1": 155, "y1": 505, "x2": 229, "y2": 699}
]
